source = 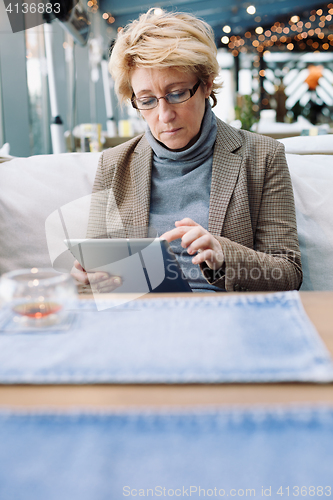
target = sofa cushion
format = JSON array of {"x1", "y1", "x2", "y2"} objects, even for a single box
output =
[
  {"x1": 287, "y1": 153, "x2": 333, "y2": 291},
  {"x1": 280, "y1": 135, "x2": 333, "y2": 155},
  {"x1": 1, "y1": 148, "x2": 332, "y2": 291},
  {"x1": 0, "y1": 152, "x2": 99, "y2": 274}
]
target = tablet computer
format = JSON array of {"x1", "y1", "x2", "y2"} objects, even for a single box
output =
[{"x1": 65, "y1": 238, "x2": 192, "y2": 293}]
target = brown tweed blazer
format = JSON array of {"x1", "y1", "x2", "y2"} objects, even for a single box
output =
[{"x1": 87, "y1": 118, "x2": 302, "y2": 292}]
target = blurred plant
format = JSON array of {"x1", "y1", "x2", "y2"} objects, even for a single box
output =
[{"x1": 235, "y1": 95, "x2": 257, "y2": 131}]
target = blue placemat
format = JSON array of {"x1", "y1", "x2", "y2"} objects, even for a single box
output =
[
  {"x1": 0, "y1": 291, "x2": 332, "y2": 383},
  {"x1": 0, "y1": 406, "x2": 332, "y2": 500}
]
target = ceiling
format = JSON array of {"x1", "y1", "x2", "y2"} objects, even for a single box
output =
[{"x1": 99, "y1": 0, "x2": 329, "y2": 44}]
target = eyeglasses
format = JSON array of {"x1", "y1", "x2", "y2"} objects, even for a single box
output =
[{"x1": 131, "y1": 80, "x2": 201, "y2": 110}]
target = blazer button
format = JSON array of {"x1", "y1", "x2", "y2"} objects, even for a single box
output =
[{"x1": 234, "y1": 284, "x2": 240, "y2": 291}]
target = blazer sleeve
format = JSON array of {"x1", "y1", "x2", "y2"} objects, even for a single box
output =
[
  {"x1": 202, "y1": 142, "x2": 303, "y2": 292},
  {"x1": 86, "y1": 152, "x2": 112, "y2": 239}
]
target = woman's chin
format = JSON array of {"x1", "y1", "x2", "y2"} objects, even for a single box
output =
[{"x1": 159, "y1": 135, "x2": 199, "y2": 152}]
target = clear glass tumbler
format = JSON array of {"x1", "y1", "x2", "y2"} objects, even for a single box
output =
[{"x1": 0, "y1": 268, "x2": 78, "y2": 329}]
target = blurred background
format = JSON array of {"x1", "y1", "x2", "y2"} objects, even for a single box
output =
[{"x1": 0, "y1": 0, "x2": 332, "y2": 157}]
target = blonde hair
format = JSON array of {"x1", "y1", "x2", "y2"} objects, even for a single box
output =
[{"x1": 109, "y1": 8, "x2": 222, "y2": 107}]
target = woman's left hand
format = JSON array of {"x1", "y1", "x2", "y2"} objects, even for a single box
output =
[{"x1": 161, "y1": 218, "x2": 224, "y2": 271}]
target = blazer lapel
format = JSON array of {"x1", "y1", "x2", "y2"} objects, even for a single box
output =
[
  {"x1": 208, "y1": 119, "x2": 243, "y2": 236},
  {"x1": 130, "y1": 136, "x2": 153, "y2": 237}
]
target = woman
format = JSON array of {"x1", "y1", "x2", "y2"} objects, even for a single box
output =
[{"x1": 73, "y1": 8, "x2": 302, "y2": 293}]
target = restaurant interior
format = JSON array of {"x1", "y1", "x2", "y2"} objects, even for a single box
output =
[
  {"x1": 0, "y1": 0, "x2": 333, "y2": 156},
  {"x1": 0, "y1": 0, "x2": 332, "y2": 498}
]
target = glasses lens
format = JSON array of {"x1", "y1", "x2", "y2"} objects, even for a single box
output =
[
  {"x1": 133, "y1": 83, "x2": 198, "y2": 110},
  {"x1": 135, "y1": 97, "x2": 157, "y2": 110},
  {"x1": 166, "y1": 89, "x2": 191, "y2": 104}
]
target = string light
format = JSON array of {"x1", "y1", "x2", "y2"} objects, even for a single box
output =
[
  {"x1": 246, "y1": 5, "x2": 256, "y2": 15},
  {"x1": 87, "y1": 0, "x2": 99, "y2": 11},
  {"x1": 221, "y1": 2, "x2": 332, "y2": 54}
]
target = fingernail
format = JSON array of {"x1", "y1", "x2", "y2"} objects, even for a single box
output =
[{"x1": 113, "y1": 277, "x2": 121, "y2": 285}]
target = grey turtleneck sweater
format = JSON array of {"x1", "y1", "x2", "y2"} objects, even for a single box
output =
[{"x1": 146, "y1": 101, "x2": 223, "y2": 292}]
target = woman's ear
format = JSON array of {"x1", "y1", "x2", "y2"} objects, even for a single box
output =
[{"x1": 204, "y1": 77, "x2": 214, "y2": 99}]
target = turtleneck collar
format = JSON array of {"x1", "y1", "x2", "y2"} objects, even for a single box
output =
[{"x1": 144, "y1": 100, "x2": 217, "y2": 171}]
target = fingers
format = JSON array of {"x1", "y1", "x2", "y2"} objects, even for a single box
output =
[
  {"x1": 90, "y1": 275, "x2": 122, "y2": 293},
  {"x1": 187, "y1": 233, "x2": 224, "y2": 269},
  {"x1": 163, "y1": 220, "x2": 225, "y2": 270},
  {"x1": 74, "y1": 259, "x2": 85, "y2": 272},
  {"x1": 71, "y1": 263, "x2": 90, "y2": 284},
  {"x1": 192, "y1": 247, "x2": 224, "y2": 270},
  {"x1": 192, "y1": 248, "x2": 215, "y2": 264},
  {"x1": 70, "y1": 260, "x2": 122, "y2": 291},
  {"x1": 175, "y1": 218, "x2": 198, "y2": 227},
  {"x1": 161, "y1": 226, "x2": 190, "y2": 242},
  {"x1": 87, "y1": 271, "x2": 112, "y2": 284},
  {"x1": 180, "y1": 226, "x2": 205, "y2": 249},
  {"x1": 161, "y1": 219, "x2": 200, "y2": 242}
]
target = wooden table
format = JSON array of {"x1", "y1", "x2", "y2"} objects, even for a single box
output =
[{"x1": 0, "y1": 291, "x2": 332, "y2": 409}]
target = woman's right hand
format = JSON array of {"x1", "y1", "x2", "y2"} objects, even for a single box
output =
[{"x1": 71, "y1": 260, "x2": 122, "y2": 293}]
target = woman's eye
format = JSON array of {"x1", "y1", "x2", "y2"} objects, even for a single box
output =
[
  {"x1": 140, "y1": 97, "x2": 156, "y2": 106},
  {"x1": 171, "y1": 90, "x2": 187, "y2": 98}
]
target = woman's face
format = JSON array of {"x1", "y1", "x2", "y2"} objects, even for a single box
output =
[{"x1": 130, "y1": 67, "x2": 213, "y2": 151}]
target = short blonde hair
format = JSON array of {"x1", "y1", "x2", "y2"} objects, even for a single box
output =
[{"x1": 109, "y1": 8, "x2": 222, "y2": 107}]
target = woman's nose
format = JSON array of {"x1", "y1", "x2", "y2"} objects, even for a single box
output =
[{"x1": 158, "y1": 98, "x2": 176, "y2": 123}]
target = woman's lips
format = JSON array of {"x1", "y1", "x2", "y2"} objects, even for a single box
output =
[{"x1": 162, "y1": 128, "x2": 182, "y2": 135}]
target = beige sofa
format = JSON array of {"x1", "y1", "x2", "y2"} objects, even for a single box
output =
[{"x1": 0, "y1": 135, "x2": 332, "y2": 291}]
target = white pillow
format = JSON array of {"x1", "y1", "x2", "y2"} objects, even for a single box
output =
[
  {"x1": 287, "y1": 153, "x2": 333, "y2": 290},
  {"x1": 0, "y1": 152, "x2": 99, "y2": 274},
  {"x1": 280, "y1": 135, "x2": 333, "y2": 155}
]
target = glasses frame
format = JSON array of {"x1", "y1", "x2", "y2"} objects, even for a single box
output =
[{"x1": 131, "y1": 80, "x2": 201, "y2": 110}]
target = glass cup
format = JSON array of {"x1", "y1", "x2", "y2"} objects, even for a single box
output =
[{"x1": 0, "y1": 268, "x2": 78, "y2": 330}]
